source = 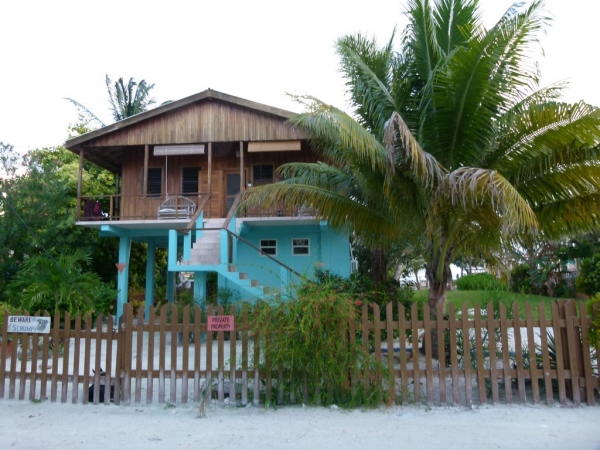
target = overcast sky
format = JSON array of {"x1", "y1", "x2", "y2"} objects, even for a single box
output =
[{"x1": 1, "y1": 0, "x2": 598, "y2": 154}]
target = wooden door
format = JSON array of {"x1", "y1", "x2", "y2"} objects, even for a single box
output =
[{"x1": 223, "y1": 172, "x2": 241, "y2": 216}]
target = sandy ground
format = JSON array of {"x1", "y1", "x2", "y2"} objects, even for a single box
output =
[{"x1": 0, "y1": 399, "x2": 597, "y2": 450}]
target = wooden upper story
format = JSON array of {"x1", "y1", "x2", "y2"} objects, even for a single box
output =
[{"x1": 66, "y1": 90, "x2": 317, "y2": 221}]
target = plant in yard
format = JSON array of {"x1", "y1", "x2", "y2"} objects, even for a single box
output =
[
  {"x1": 7, "y1": 249, "x2": 104, "y2": 315},
  {"x1": 249, "y1": 279, "x2": 386, "y2": 407},
  {"x1": 586, "y1": 294, "x2": 600, "y2": 352},
  {"x1": 456, "y1": 273, "x2": 506, "y2": 291},
  {"x1": 242, "y1": 0, "x2": 600, "y2": 334},
  {"x1": 576, "y1": 254, "x2": 600, "y2": 296}
]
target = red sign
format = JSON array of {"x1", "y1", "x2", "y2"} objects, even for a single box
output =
[{"x1": 207, "y1": 315, "x2": 235, "y2": 331}]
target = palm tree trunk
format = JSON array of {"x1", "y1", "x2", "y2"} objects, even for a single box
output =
[
  {"x1": 425, "y1": 256, "x2": 452, "y2": 358},
  {"x1": 371, "y1": 247, "x2": 386, "y2": 285}
]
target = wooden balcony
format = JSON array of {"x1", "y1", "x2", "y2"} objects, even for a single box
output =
[{"x1": 77, "y1": 192, "x2": 315, "y2": 222}]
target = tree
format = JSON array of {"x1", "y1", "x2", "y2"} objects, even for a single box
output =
[
  {"x1": 7, "y1": 250, "x2": 105, "y2": 315},
  {"x1": 243, "y1": 0, "x2": 600, "y2": 318},
  {"x1": 66, "y1": 74, "x2": 157, "y2": 128},
  {"x1": 105, "y1": 75, "x2": 156, "y2": 121}
]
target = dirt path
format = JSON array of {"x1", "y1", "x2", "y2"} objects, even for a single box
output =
[{"x1": 0, "y1": 399, "x2": 597, "y2": 450}]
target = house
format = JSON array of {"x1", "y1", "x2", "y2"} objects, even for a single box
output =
[{"x1": 65, "y1": 89, "x2": 352, "y2": 320}]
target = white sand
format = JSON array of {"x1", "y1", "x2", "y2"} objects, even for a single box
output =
[{"x1": 0, "y1": 399, "x2": 597, "y2": 450}]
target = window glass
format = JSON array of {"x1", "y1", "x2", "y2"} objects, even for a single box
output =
[
  {"x1": 182, "y1": 167, "x2": 201, "y2": 196},
  {"x1": 146, "y1": 168, "x2": 162, "y2": 196},
  {"x1": 292, "y1": 238, "x2": 310, "y2": 255},
  {"x1": 253, "y1": 165, "x2": 274, "y2": 186},
  {"x1": 260, "y1": 239, "x2": 277, "y2": 256}
]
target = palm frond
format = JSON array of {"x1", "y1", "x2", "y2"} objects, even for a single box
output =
[
  {"x1": 384, "y1": 111, "x2": 446, "y2": 189},
  {"x1": 337, "y1": 33, "x2": 398, "y2": 137},
  {"x1": 433, "y1": 0, "x2": 480, "y2": 56},
  {"x1": 64, "y1": 98, "x2": 106, "y2": 127},
  {"x1": 428, "y1": 0, "x2": 549, "y2": 167},
  {"x1": 288, "y1": 96, "x2": 390, "y2": 173},
  {"x1": 438, "y1": 167, "x2": 538, "y2": 234}
]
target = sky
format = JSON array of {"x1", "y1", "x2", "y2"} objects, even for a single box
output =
[{"x1": 1, "y1": 0, "x2": 598, "y2": 154}]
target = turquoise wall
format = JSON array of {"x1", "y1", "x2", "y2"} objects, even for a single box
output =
[{"x1": 231, "y1": 221, "x2": 351, "y2": 295}]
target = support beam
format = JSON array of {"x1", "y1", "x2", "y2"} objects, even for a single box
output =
[
  {"x1": 116, "y1": 236, "x2": 132, "y2": 323},
  {"x1": 194, "y1": 271, "x2": 207, "y2": 305},
  {"x1": 142, "y1": 144, "x2": 149, "y2": 219},
  {"x1": 145, "y1": 241, "x2": 156, "y2": 320},
  {"x1": 240, "y1": 141, "x2": 244, "y2": 193},
  {"x1": 76, "y1": 149, "x2": 84, "y2": 220},
  {"x1": 319, "y1": 220, "x2": 331, "y2": 270},
  {"x1": 167, "y1": 270, "x2": 175, "y2": 303},
  {"x1": 207, "y1": 142, "x2": 212, "y2": 216}
]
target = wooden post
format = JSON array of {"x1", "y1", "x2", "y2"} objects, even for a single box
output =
[
  {"x1": 76, "y1": 149, "x2": 84, "y2": 220},
  {"x1": 143, "y1": 144, "x2": 149, "y2": 220},
  {"x1": 239, "y1": 141, "x2": 244, "y2": 193},
  {"x1": 208, "y1": 142, "x2": 212, "y2": 217}
]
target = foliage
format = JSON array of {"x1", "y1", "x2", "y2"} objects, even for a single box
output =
[
  {"x1": 0, "y1": 144, "x2": 119, "y2": 293},
  {"x1": 242, "y1": 0, "x2": 600, "y2": 315},
  {"x1": 0, "y1": 302, "x2": 21, "y2": 338},
  {"x1": 586, "y1": 294, "x2": 600, "y2": 349},
  {"x1": 249, "y1": 278, "x2": 386, "y2": 406},
  {"x1": 106, "y1": 75, "x2": 156, "y2": 122},
  {"x1": 576, "y1": 253, "x2": 600, "y2": 296},
  {"x1": 510, "y1": 264, "x2": 532, "y2": 294},
  {"x1": 456, "y1": 273, "x2": 505, "y2": 291},
  {"x1": 6, "y1": 250, "x2": 108, "y2": 315}
]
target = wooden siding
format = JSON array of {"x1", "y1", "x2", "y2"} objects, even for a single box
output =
[
  {"x1": 119, "y1": 143, "x2": 318, "y2": 219},
  {"x1": 82, "y1": 101, "x2": 305, "y2": 148}
]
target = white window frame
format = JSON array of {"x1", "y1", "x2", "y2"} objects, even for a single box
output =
[
  {"x1": 260, "y1": 239, "x2": 277, "y2": 257},
  {"x1": 292, "y1": 238, "x2": 310, "y2": 256}
]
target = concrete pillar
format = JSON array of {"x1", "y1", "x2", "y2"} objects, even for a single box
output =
[
  {"x1": 145, "y1": 241, "x2": 156, "y2": 320},
  {"x1": 167, "y1": 270, "x2": 175, "y2": 303},
  {"x1": 194, "y1": 271, "x2": 207, "y2": 305},
  {"x1": 116, "y1": 235, "x2": 132, "y2": 323}
]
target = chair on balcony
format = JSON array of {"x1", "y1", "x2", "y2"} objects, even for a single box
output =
[
  {"x1": 157, "y1": 196, "x2": 196, "y2": 220},
  {"x1": 83, "y1": 200, "x2": 109, "y2": 221}
]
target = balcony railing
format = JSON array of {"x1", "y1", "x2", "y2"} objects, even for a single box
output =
[
  {"x1": 77, "y1": 192, "x2": 316, "y2": 222},
  {"x1": 77, "y1": 192, "x2": 208, "y2": 221}
]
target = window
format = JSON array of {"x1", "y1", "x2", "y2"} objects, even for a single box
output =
[
  {"x1": 292, "y1": 238, "x2": 310, "y2": 255},
  {"x1": 260, "y1": 239, "x2": 277, "y2": 256},
  {"x1": 253, "y1": 164, "x2": 274, "y2": 186},
  {"x1": 182, "y1": 167, "x2": 201, "y2": 196},
  {"x1": 146, "y1": 168, "x2": 162, "y2": 196}
]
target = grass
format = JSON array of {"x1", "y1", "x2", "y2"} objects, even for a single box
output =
[{"x1": 412, "y1": 289, "x2": 575, "y2": 319}]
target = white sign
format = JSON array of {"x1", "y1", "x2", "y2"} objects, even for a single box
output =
[{"x1": 7, "y1": 316, "x2": 51, "y2": 334}]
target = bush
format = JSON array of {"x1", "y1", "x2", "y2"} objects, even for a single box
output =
[
  {"x1": 456, "y1": 273, "x2": 505, "y2": 291},
  {"x1": 250, "y1": 276, "x2": 387, "y2": 407},
  {"x1": 510, "y1": 264, "x2": 532, "y2": 294},
  {"x1": 586, "y1": 294, "x2": 600, "y2": 349},
  {"x1": 576, "y1": 253, "x2": 600, "y2": 296}
]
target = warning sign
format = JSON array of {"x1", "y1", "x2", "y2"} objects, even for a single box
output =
[
  {"x1": 207, "y1": 315, "x2": 235, "y2": 331},
  {"x1": 7, "y1": 316, "x2": 51, "y2": 334}
]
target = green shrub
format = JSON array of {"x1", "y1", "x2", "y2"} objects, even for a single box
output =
[
  {"x1": 456, "y1": 273, "x2": 505, "y2": 291},
  {"x1": 250, "y1": 278, "x2": 386, "y2": 407},
  {"x1": 576, "y1": 253, "x2": 600, "y2": 296},
  {"x1": 510, "y1": 264, "x2": 532, "y2": 294},
  {"x1": 586, "y1": 294, "x2": 600, "y2": 349}
]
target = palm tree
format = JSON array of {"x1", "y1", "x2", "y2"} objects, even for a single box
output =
[
  {"x1": 242, "y1": 0, "x2": 600, "y2": 316},
  {"x1": 106, "y1": 75, "x2": 156, "y2": 121},
  {"x1": 8, "y1": 250, "x2": 102, "y2": 315},
  {"x1": 66, "y1": 74, "x2": 157, "y2": 129}
]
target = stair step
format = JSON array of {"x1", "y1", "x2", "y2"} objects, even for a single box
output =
[{"x1": 239, "y1": 272, "x2": 248, "y2": 280}]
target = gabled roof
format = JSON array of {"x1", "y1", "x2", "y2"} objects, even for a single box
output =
[{"x1": 65, "y1": 89, "x2": 306, "y2": 172}]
